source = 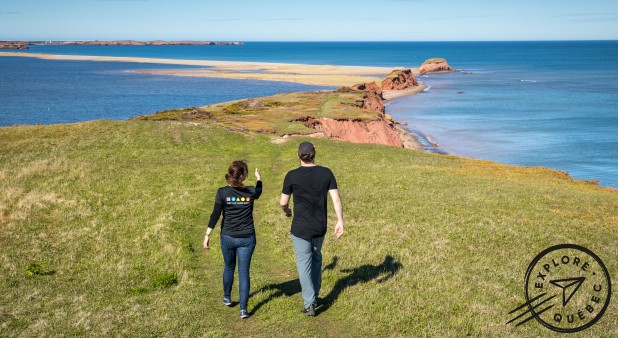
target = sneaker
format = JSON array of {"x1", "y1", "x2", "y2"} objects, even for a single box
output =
[
  {"x1": 240, "y1": 310, "x2": 250, "y2": 319},
  {"x1": 223, "y1": 297, "x2": 232, "y2": 306},
  {"x1": 301, "y1": 304, "x2": 315, "y2": 316},
  {"x1": 312, "y1": 297, "x2": 320, "y2": 308}
]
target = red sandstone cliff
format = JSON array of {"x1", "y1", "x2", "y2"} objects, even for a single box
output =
[
  {"x1": 351, "y1": 82, "x2": 385, "y2": 114},
  {"x1": 351, "y1": 81, "x2": 383, "y2": 95},
  {"x1": 303, "y1": 76, "x2": 407, "y2": 147},
  {"x1": 418, "y1": 58, "x2": 453, "y2": 75},
  {"x1": 298, "y1": 60, "x2": 450, "y2": 149},
  {"x1": 381, "y1": 69, "x2": 419, "y2": 90},
  {"x1": 316, "y1": 61, "x2": 447, "y2": 148},
  {"x1": 299, "y1": 116, "x2": 404, "y2": 148}
]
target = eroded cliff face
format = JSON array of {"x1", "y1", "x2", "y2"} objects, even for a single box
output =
[
  {"x1": 381, "y1": 69, "x2": 419, "y2": 90},
  {"x1": 351, "y1": 81, "x2": 385, "y2": 113},
  {"x1": 351, "y1": 81, "x2": 383, "y2": 95},
  {"x1": 363, "y1": 88, "x2": 385, "y2": 113},
  {"x1": 296, "y1": 79, "x2": 406, "y2": 147},
  {"x1": 299, "y1": 116, "x2": 404, "y2": 147},
  {"x1": 418, "y1": 58, "x2": 453, "y2": 75}
]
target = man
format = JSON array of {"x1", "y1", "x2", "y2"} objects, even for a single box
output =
[{"x1": 280, "y1": 141, "x2": 344, "y2": 316}]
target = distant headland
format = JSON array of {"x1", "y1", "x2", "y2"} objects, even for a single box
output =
[{"x1": 0, "y1": 40, "x2": 244, "y2": 49}]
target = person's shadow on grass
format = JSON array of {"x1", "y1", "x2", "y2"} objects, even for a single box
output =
[
  {"x1": 249, "y1": 256, "x2": 339, "y2": 314},
  {"x1": 249, "y1": 278, "x2": 302, "y2": 315},
  {"x1": 249, "y1": 255, "x2": 402, "y2": 315},
  {"x1": 317, "y1": 255, "x2": 402, "y2": 315}
]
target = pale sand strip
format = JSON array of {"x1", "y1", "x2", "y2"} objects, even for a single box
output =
[
  {"x1": 0, "y1": 51, "x2": 412, "y2": 87},
  {"x1": 395, "y1": 126, "x2": 424, "y2": 150},
  {"x1": 131, "y1": 68, "x2": 382, "y2": 87},
  {"x1": 383, "y1": 85, "x2": 427, "y2": 100}
]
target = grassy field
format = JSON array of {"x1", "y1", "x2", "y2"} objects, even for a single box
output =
[
  {"x1": 134, "y1": 90, "x2": 382, "y2": 136},
  {"x1": 1, "y1": 119, "x2": 616, "y2": 337}
]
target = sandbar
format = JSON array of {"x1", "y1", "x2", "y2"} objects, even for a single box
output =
[{"x1": 0, "y1": 51, "x2": 418, "y2": 87}]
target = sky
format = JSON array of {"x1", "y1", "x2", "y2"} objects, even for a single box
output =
[{"x1": 1, "y1": 0, "x2": 617, "y2": 41}]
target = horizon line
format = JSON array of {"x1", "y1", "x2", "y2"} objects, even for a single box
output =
[{"x1": 3, "y1": 39, "x2": 618, "y2": 43}]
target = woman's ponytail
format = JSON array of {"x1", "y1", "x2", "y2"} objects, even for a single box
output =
[{"x1": 225, "y1": 160, "x2": 248, "y2": 188}]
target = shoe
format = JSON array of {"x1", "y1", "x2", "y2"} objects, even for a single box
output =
[
  {"x1": 223, "y1": 297, "x2": 232, "y2": 306},
  {"x1": 240, "y1": 310, "x2": 250, "y2": 319},
  {"x1": 301, "y1": 304, "x2": 315, "y2": 316},
  {"x1": 312, "y1": 297, "x2": 320, "y2": 308}
]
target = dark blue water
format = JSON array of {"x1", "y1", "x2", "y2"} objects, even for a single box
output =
[
  {"x1": 385, "y1": 42, "x2": 618, "y2": 188},
  {"x1": 0, "y1": 56, "x2": 330, "y2": 125},
  {"x1": 2, "y1": 41, "x2": 617, "y2": 187}
]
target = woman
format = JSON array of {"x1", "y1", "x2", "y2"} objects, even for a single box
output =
[{"x1": 204, "y1": 160, "x2": 262, "y2": 319}]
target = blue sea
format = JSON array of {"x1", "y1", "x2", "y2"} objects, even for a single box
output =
[{"x1": 1, "y1": 42, "x2": 617, "y2": 187}]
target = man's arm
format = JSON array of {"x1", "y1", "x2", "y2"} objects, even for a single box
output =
[
  {"x1": 329, "y1": 189, "x2": 344, "y2": 238},
  {"x1": 280, "y1": 193, "x2": 292, "y2": 217}
]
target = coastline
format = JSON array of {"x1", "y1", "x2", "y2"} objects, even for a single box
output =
[
  {"x1": 383, "y1": 85, "x2": 427, "y2": 100},
  {"x1": 0, "y1": 51, "x2": 436, "y2": 152},
  {"x1": 0, "y1": 51, "x2": 403, "y2": 87}
]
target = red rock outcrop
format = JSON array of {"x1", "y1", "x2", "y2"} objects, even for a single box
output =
[
  {"x1": 350, "y1": 81, "x2": 385, "y2": 114},
  {"x1": 296, "y1": 61, "x2": 451, "y2": 148},
  {"x1": 351, "y1": 81, "x2": 382, "y2": 95},
  {"x1": 306, "y1": 117, "x2": 404, "y2": 147},
  {"x1": 418, "y1": 58, "x2": 453, "y2": 75},
  {"x1": 362, "y1": 88, "x2": 385, "y2": 114},
  {"x1": 381, "y1": 69, "x2": 419, "y2": 90}
]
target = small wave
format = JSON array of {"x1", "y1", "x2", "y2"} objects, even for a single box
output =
[
  {"x1": 460, "y1": 70, "x2": 487, "y2": 75},
  {"x1": 520, "y1": 80, "x2": 537, "y2": 83},
  {"x1": 423, "y1": 86, "x2": 432, "y2": 92}
]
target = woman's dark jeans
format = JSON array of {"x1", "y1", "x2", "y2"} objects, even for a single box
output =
[{"x1": 220, "y1": 234, "x2": 256, "y2": 311}]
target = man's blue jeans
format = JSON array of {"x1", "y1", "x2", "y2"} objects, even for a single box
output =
[
  {"x1": 291, "y1": 234, "x2": 324, "y2": 308},
  {"x1": 220, "y1": 234, "x2": 256, "y2": 311}
]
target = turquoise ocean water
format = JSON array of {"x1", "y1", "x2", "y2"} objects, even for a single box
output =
[{"x1": 1, "y1": 42, "x2": 617, "y2": 187}]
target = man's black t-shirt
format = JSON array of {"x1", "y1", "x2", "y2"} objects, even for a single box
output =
[
  {"x1": 208, "y1": 181, "x2": 262, "y2": 237},
  {"x1": 282, "y1": 166, "x2": 337, "y2": 240}
]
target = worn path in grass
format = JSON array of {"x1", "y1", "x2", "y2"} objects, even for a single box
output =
[{"x1": 1, "y1": 120, "x2": 616, "y2": 336}]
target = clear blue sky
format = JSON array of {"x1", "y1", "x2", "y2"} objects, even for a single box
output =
[{"x1": 1, "y1": 0, "x2": 617, "y2": 41}]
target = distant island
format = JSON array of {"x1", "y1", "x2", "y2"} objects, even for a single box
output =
[
  {"x1": 0, "y1": 40, "x2": 244, "y2": 49},
  {"x1": 0, "y1": 41, "x2": 29, "y2": 49}
]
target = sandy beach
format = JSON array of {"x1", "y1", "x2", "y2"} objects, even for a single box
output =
[
  {"x1": 383, "y1": 85, "x2": 427, "y2": 100},
  {"x1": 0, "y1": 51, "x2": 417, "y2": 87}
]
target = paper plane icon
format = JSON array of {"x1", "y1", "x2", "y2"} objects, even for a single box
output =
[{"x1": 549, "y1": 277, "x2": 586, "y2": 306}]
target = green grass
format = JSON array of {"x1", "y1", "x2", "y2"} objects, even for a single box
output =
[
  {"x1": 1, "y1": 120, "x2": 616, "y2": 337},
  {"x1": 421, "y1": 58, "x2": 447, "y2": 65},
  {"x1": 134, "y1": 90, "x2": 381, "y2": 135}
]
